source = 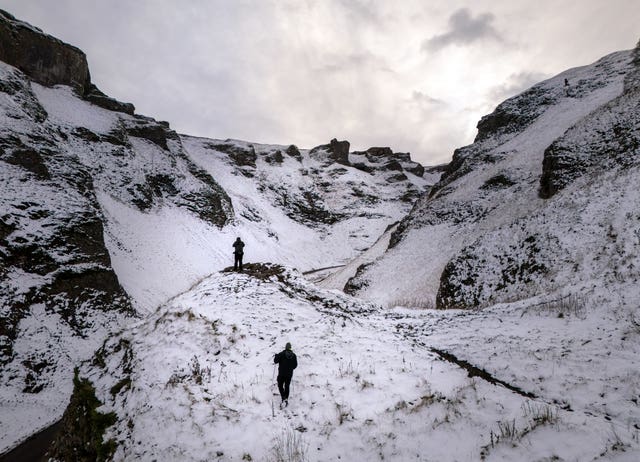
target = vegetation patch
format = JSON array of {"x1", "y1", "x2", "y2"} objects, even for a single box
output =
[{"x1": 47, "y1": 368, "x2": 118, "y2": 462}]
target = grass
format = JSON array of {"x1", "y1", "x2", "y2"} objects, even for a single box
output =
[
  {"x1": 523, "y1": 293, "x2": 588, "y2": 319},
  {"x1": 387, "y1": 297, "x2": 435, "y2": 310},
  {"x1": 481, "y1": 401, "x2": 560, "y2": 459},
  {"x1": 268, "y1": 428, "x2": 309, "y2": 462}
]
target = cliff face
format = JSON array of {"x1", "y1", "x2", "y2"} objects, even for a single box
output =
[{"x1": 0, "y1": 9, "x2": 90, "y2": 93}]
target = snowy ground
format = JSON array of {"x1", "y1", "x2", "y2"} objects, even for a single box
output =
[{"x1": 86, "y1": 266, "x2": 640, "y2": 461}]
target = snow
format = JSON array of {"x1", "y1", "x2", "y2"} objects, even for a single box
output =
[
  {"x1": 86, "y1": 268, "x2": 640, "y2": 461},
  {"x1": 2, "y1": 34, "x2": 639, "y2": 462},
  {"x1": 32, "y1": 83, "x2": 117, "y2": 134},
  {"x1": 356, "y1": 50, "x2": 636, "y2": 308}
]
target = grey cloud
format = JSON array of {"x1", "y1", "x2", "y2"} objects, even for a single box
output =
[
  {"x1": 488, "y1": 71, "x2": 550, "y2": 103},
  {"x1": 423, "y1": 8, "x2": 502, "y2": 52},
  {"x1": 410, "y1": 90, "x2": 444, "y2": 107},
  {"x1": 316, "y1": 51, "x2": 394, "y2": 74}
]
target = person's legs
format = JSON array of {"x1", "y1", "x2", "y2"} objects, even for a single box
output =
[
  {"x1": 234, "y1": 254, "x2": 240, "y2": 271},
  {"x1": 238, "y1": 254, "x2": 243, "y2": 271},
  {"x1": 277, "y1": 375, "x2": 286, "y2": 400},
  {"x1": 283, "y1": 376, "x2": 291, "y2": 400}
]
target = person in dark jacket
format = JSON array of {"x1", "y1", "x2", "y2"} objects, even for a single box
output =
[
  {"x1": 274, "y1": 342, "x2": 297, "y2": 406},
  {"x1": 232, "y1": 237, "x2": 245, "y2": 271}
]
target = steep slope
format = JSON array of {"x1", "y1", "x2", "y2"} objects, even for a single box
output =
[{"x1": 342, "y1": 48, "x2": 639, "y2": 310}]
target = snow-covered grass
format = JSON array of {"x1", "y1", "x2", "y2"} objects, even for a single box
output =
[{"x1": 84, "y1": 267, "x2": 639, "y2": 461}]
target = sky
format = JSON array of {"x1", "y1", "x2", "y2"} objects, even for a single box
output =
[{"x1": 2, "y1": 1, "x2": 639, "y2": 165}]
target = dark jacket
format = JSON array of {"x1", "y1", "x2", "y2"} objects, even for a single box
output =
[
  {"x1": 233, "y1": 239, "x2": 245, "y2": 255},
  {"x1": 274, "y1": 349, "x2": 297, "y2": 377}
]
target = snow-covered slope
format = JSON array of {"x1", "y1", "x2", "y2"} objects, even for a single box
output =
[
  {"x1": 0, "y1": 11, "x2": 431, "y2": 453},
  {"x1": 344, "y1": 49, "x2": 639, "y2": 310},
  {"x1": 3, "y1": 9, "x2": 640, "y2": 461},
  {"x1": 55, "y1": 265, "x2": 639, "y2": 461}
]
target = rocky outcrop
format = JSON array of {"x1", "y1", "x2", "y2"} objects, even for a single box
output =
[
  {"x1": 348, "y1": 146, "x2": 425, "y2": 178},
  {"x1": 84, "y1": 84, "x2": 135, "y2": 115},
  {"x1": 0, "y1": 9, "x2": 89, "y2": 93},
  {"x1": 309, "y1": 138, "x2": 350, "y2": 165},
  {"x1": 205, "y1": 140, "x2": 257, "y2": 173},
  {"x1": 0, "y1": 9, "x2": 134, "y2": 115},
  {"x1": 436, "y1": 234, "x2": 550, "y2": 309}
]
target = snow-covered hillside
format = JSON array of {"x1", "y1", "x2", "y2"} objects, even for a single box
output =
[
  {"x1": 342, "y1": 49, "x2": 640, "y2": 310},
  {"x1": 0, "y1": 10, "x2": 431, "y2": 454},
  {"x1": 54, "y1": 265, "x2": 640, "y2": 461},
  {"x1": 3, "y1": 8, "x2": 640, "y2": 461}
]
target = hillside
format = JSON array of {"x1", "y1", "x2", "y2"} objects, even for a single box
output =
[
  {"x1": 0, "y1": 10, "x2": 431, "y2": 456},
  {"x1": 1, "y1": 8, "x2": 640, "y2": 462},
  {"x1": 339, "y1": 48, "x2": 640, "y2": 310}
]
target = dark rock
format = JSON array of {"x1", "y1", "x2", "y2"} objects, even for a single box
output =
[
  {"x1": 539, "y1": 64, "x2": 640, "y2": 199},
  {"x1": 183, "y1": 162, "x2": 233, "y2": 226},
  {"x1": 72, "y1": 127, "x2": 100, "y2": 143},
  {"x1": 264, "y1": 150, "x2": 284, "y2": 165},
  {"x1": 206, "y1": 141, "x2": 257, "y2": 168},
  {"x1": 343, "y1": 262, "x2": 373, "y2": 295},
  {"x1": 101, "y1": 126, "x2": 130, "y2": 147},
  {"x1": 84, "y1": 84, "x2": 135, "y2": 115},
  {"x1": 310, "y1": 138, "x2": 350, "y2": 165},
  {"x1": 4, "y1": 242, "x2": 58, "y2": 275},
  {"x1": 126, "y1": 122, "x2": 169, "y2": 150},
  {"x1": 361, "y1": 147, "x2": 393, "y2": 163},
  {"x1": 436, "y1": 235, "x2": 548, "y2": 309},
  {"x1": 259, "y1": 183, "x2": 344, "y2": 225},
  {"x1": 383, "y1": 160, "x2": 403, "y2": 171},
  {"x1": 285, "y1": 145, "x2": 302, "y2": 161},
  {"x1": 47, "y1": 369, "x2": 117, "y2": 462},
  {"x1": 0, "y1": 9, "x2": 90, "y2": 93},
  {"x1": 481, "y1": 174, "x2": 516, "y2": 190},
  {"x1": 351, "y1": 162, "x2": 375, "y2": 174},
  {"x1": 402, "y1": 161, "x2": 424, "y2": 177},
  {"x1": 3, "y1": 148, "x2": 50, "y2": 179},
  {"x1": 475, "y1": 85, "x2": 556, "y2": 143},
  {"x1": 386, "y1": 172, "x2": 408, "y2": 183}
]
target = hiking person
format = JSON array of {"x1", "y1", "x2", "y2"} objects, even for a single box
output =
[
  {"x1": 232, "y1": 237, "x2": 245, "y2": 271},
  {"x1": 274, "y1": 342, "x2": 297, "y2": 407}
]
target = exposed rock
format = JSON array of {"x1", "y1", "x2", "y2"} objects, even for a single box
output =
[
  {"x1": 436, "y1": 234, "x2": 549, "y2": 309},
  {"x1": 309, "y1": 138, "x2": 350, "y2": 165},
  {"x1": 205, "y1": 141, "x2": 257, "y2": 170},
  {"x1": 285, "y1": 144, "x2": 302, "y2": 161},
  {"x1": 2, "y1": 148, "x2": 51, "y2": 179},
  {"x1": 84, "y1": 84, "x2": 135, "y2": 115},
  {"x1": 47, "y1": 369, "x2": 117, "y2": 462},
  {"x1": 403, "y1": 161, "x2": 424, "y2": 177},
  {"x1": 343, "y1": 262, "x2": 373, "y2": 295},
  {"x1": 125, "y1": 120, "x2": 170, "y2": 150},
  {"x1": 540, "y1": 50, "x2": 640, "y2": 199},
  {"x1": 481, "y1": 173, "x2": 516, "y2": 190},
  {"x1": 264, "y1": 149, "x2": 284, "y2": 165},
  {"x1": 361, "y1": 147, "x2": 393, "y2": 162},
  {"x1": 475, "y1": 85, "x2": 557, "y2": 143},
  {"x1": 0, "y1": 9, "x2": 90, "y2": 93},
  {"x1": 386, "y1": 172, "x2": 408, "y2": 183}
]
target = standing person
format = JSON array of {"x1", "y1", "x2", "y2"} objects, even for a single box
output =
[
  {"x1": 232, "y1": 237, "x2": 245, "y2": 271},
  {"x1": 274, "y1": 342, "x2": 297, "y2": 407}
]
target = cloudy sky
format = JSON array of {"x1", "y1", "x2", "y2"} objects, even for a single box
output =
[{"x1": 3, "y1": 1, "x2": 639, "y2": 165}]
